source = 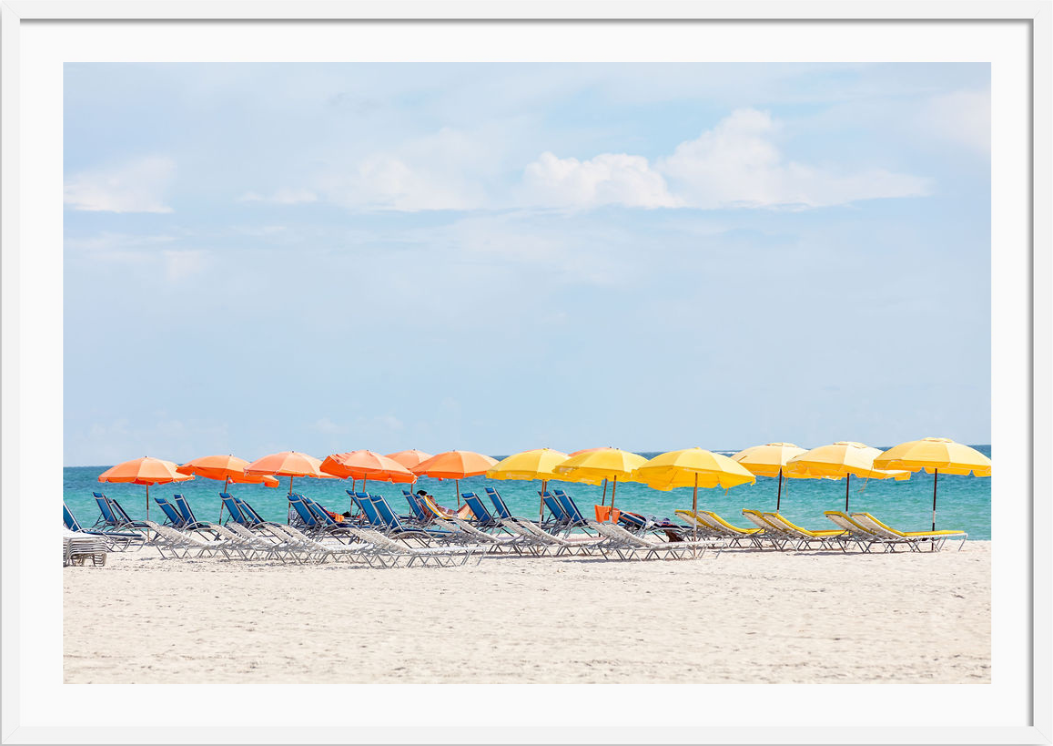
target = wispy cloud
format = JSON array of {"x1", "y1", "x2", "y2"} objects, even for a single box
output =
[
  {"x1": 521, "y1": 152, "x2": 681, "y2": 209},
  {"x1": 64, "y1": 156, "x2": 176, "y2": 213}
]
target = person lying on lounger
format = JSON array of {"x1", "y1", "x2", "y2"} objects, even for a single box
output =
[{"x1": 417, "y1": 490, "x2": 474, "y2": 520}]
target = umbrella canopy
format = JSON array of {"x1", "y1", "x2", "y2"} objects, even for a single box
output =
[
  {"x1": 872, "y1": 437, "x2": 991, "y2": 476},
  {"x1": 412, "y1": 450, "x2": 498, "y2": 507},
  {"x1": 786, "y1": 441, "x2": 910, "y2": 511},
  {"x1": 385, "y1": 449, "x2": 434, "y2": 471},
  {"x1": 486, "y1": 448, "x2": 570, "y2": 521},
  {"x1": 244, "y1": 450, "x2": 329, "y2": 497},
  {"x1": 321, "y1": 450, "x2": 417, "y2": 483},
  {"x1": 321, "y1": 450, "x2": 417, "y2": 513},
  {"x1": 177, "y1": 454, "x2": 280, "y2": 487},
  {"x1": 98, "y1": 456, "x2": 194, "y2": 520},
  {"x1": 873, "y1": 437, "x2": 990, "y2": 532},
  {"x1": 635, "y1": 448, "x2": 756, "y2": 491},
  {"x1": 731, "y1": 442, "x2": 810, "y2": 510},
  {"x1": 553, "y1": 447, "x2": 646, "y2": 512}
]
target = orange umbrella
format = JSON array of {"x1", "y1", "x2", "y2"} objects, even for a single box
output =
[
  {"x1": 321, "y1": 450, "x2": 416, "y2": 512},
  {"x1": 97, "y1": 456, "x2": 194, "y2": 521},
  {"x1": 411, "y1": 450, "x2": 498, "y2": 508},
  {"x1": 178, "y1": 454, "x2": 280, "y2": 522},
  {"x1": 244, "y1": 451, "x2": 331, "y2": 522},
  {"x1": 386, "y1": 449, "x2": 434, "y2": 471}
]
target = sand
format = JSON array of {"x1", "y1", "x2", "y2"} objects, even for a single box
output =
[{"x1": 63, "y1": 542, "x2": 990, "y2": 684}]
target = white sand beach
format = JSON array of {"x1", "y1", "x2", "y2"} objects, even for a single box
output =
[{"x1": 63, "y1": 542, "x2": 990, "y2": 685}]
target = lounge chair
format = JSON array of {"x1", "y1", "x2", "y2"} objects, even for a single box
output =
[
  {"x1": 171, "y1": 494, "x2": 216, "y2": 532},
  {"x1": 267, "y1": 524, "x2": 381, "y2": 566},
  {"x1": 369, "y1": 493, "x2": 459, "y2": 544},
  {"x1": 485, "y1": 486, "x2": 521, "y2": 522},
  {"x1": 552, "y1": 490, "x2": 594, "y2": 531},
  {"x1": 344, "y1": 526, "x2": 487, "y2": 568},
  {"x1": 62, "y1": 528, "x2": 108, "y2": 567},
  {"x1": 538, "y1": 491, "x2": 571, "y2": 529},
  {"x1": 850, "y1": 512, "x2": 968, "y2": 552},
  {"x1": 823, "y1": 511, "x2": 906, "y2": 553},
  {"x1": 148, "y1": 523, "x2": 231, "y2": 560},
  {"x1": 501, "y1": 519, "x2": 605, "y2": 556},
  {"x1": 348, "y1": 491, "x2": 388, "y2": 529},
  {"x1": 761, "y1": 512, "x2": 847, "y2": 551},
  {"x1": 587, "y1": 520, "x2": 720, "y2": 561},
  {"x1": 93, "y1": 492, "x2": 152, "y2": 532},
  {"x1": 461, "y1": 492, "x2": 506, "y2": 530},
  {"x1": 741, "y1": 509, "x2": 787, "y2": 549},
  {"x1": 447, "y1": 517, "x2": 531, "y2": 554},
  {"x1": 64, "y1": 502, "x2": 143, "y2": 551},
  {"x1": 403, "y1": 490, "x2": 434, "y2": 524}
]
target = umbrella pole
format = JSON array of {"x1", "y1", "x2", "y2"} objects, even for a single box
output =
[
  {"x1": 845, "y1": 473, "x2": 851, "y2": 512},
  {"x1": 692, "y1": 473, "x2": 699, "y2": 557},
  {"x1": 540, "y1": 479, "x2": 547, "y2": 522},
  {"x1": 611, "y1": 477, "x2": 618, "y2": 512},
  {"x1": 776, "y1": 468, "x2": 783, "y2": 512},
  {"x1": 455, "y1": 479, "x2": 461, "y2": 509},
  {"x1": 146, "y1": 483, "x2": 150, "y2": 521},
  {"x1": 601, "y1": 479, "x2": 608, "y2": 506},
  {"x1": 287, "y1": 476, "x2": 294, "y2": 524},
  {"x1": 219, "y1": 476, "x2": 230, "y2": 523},
  {"x1": 932, "y1": 468, "x2": 939, "y2": 551}
]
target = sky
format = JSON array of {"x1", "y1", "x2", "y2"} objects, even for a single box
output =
[{"x1": 63, "y1": 62, "x2": 991, "y2": 466}]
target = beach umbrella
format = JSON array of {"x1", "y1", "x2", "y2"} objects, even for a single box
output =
[
  {"x1": 177, "y1": 454, "x2": 280, "y2": 522},
  {"x1": 873, "y1": 437, "x2": 990, "y2": 532},
  {"x1": 786, "y1": 441, "x2": 910, "y2": 512},
  {"x1": 486, "y1": 448, "x2": 570, "y2": 521},
  {"x1": 386, "y1": 449, "x2": 434, "y2": 471},
  {"x1": 411, "y1": 450, "x2": 498, "y2": 508},
  {"x1": 321, "y1": 450, "x2": 416, "y2": 512},
  {"x1": 634, "y1": 448, "x2": 756, "y2": 545},
  {"x1": 553, "y1": 447, "x2": 647, "y2": 514},
  {"x1": 97, "y1": 456, "x2": 194, "y2": 521},
  {"x1": 244, "y1": 451, "x2": 330, "y2": 521},
  {"x1": 731, "y1": 442, "x2": 810, "y2": 511}
]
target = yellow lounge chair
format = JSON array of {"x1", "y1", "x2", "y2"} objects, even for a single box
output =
[
  {"x1": 850, "y1": 512, "x2": 968, "y2": 552},
  {"x1": 824, "y1": 511, "x2": 911, "y2": 553},
  {"x1": 674, "y1": 509, "x2": 754, "y2": 547},
  {"x1": 741, "y1": 509, "x2": 788, "y2": 549},
  {"x1": 761, "y1": 512, "x2": 846, "y2": 551}
]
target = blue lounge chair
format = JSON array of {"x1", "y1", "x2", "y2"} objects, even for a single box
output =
[
  {"x1": 233, "y1": 496, "x2": 278, "y2": 529},
  {"x1": 369, "y1": 494, "x2": 453, "y2": 543},
  {"x1": 171, "y1": 494, "x2": 213, "y2": 532},
  {"x1": 94, "y1": 492, "x2": 152, "y2": 530},
  {"x1": 403, "y1": 490, "x2": 434, "y2": 524},
  {"x1": 349, "y1": 491, "x2": 386, "y2": 529},
  {"x1": 219, "y1": 493, "x2": 251, "y2": 525},
  {"x1": 65, "y1": 501, "x2": 142, "y2": 550},
  {"x1": 552, "y1": 490, "x2": 590, "y2": 530},
  {"x1": 154, "y1": 496, "x2": 184, "y2": 526},
  {"x1": 462, "y1": 492, "x2": 502, "y2": 528},
  {"x1": 485, "y1": 486, "x2": 516, "y2": 520},
  {"x1": 540, "y1": 491, "x2": 570, "y2": 526}
]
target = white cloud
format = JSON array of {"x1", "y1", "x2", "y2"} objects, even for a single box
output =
[
  {"x1": 658, "y1": 109, "x2": 930, "y2": 208},
  {"x1": 919, "y1": 89, "x2": 990, "y2": 155},
  {"x1": 521, "y1": 109, "x2": 929, "y2": 211},
  {"x1": 521, "y1": 152, "x2": 681, "y2": 209},
  {"x1": 65, "y1": 156, "x2": 176, "y2": 213},
  {"x1": 238, "y1": 188, "x2": 318, "y2": 205}
]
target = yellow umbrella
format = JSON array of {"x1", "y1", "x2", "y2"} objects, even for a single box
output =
[
  {"x1": 486, "y1": 448, "x2": 569, "y2": 521},
  {"x1": 873, "y1": 437, "x2": 990, "y2": 531},
  {"x1": 553, "y1": 447, "x2": 647, "y2": 514},
  {"x1": 731, "y1": 442, "x2": 810, "y2": 511},
  {"x1": 786, "y1": 441, "x2": 910, "y2": 512},
  {"x1": 634, "y1": 448, "x2": 756, "y2": 544}
]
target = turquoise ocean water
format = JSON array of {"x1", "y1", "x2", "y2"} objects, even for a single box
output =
[{"x1": 63, "y1": 445, "x2": 991, "y2": 540}]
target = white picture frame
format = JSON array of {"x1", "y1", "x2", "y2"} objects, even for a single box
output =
[{"x1": 2, "y1": 2, "x2": 1049, "y2": 744}]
